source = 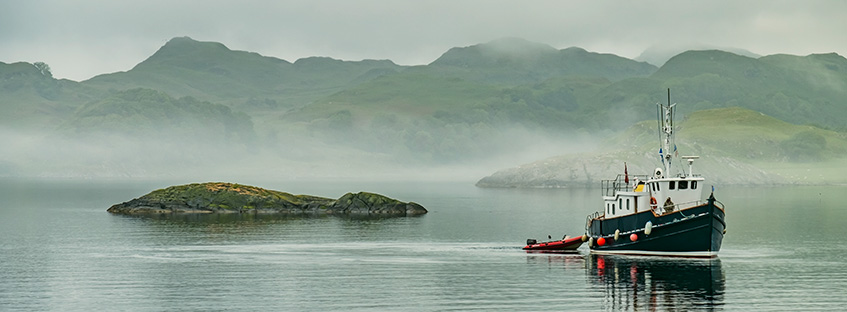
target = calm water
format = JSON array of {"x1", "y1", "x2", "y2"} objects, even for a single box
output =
[{"x1": 1, "y1": 178, "x2": 846, "y2": 311}]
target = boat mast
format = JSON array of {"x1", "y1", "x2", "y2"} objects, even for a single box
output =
[{"x1": 658, "y1": 89, "x2": 676, "y2": 177}]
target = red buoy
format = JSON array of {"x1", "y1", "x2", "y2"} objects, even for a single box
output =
[
  {"x1": 597, "y1": 237, "x2": 606, "y2": 246},
  {"x1": 630, "y1": 233, "x2": 638, "y2": 242}
]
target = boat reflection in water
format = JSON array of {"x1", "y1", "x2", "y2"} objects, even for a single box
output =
[
  {"x1": 586, "y1": 254, "x2": 724, "y2": 311},
  {"x1": 525, "y1": 253, "x2": 587, "y2": 269}
]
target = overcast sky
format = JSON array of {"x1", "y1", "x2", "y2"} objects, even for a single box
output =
[{"x1": 2, "y1": 0, "x2": 845, "y2": 81}]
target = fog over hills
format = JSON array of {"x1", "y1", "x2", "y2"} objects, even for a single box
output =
[
  {"x1": 427, "y1": 38, "x2": 657, "y2": 84},
  {"x1": 477, "y1": 107, "x2": 847, "y2": 187},
  {"x1": 635, "y1": 44, "x2": 761, "y2": 67},
  {"x1": 1, "y1": 37, "x2": 845, "y2": 184}
]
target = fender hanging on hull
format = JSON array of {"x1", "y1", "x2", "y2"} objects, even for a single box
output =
[{"x1": 587, "y1": 201, "x2": 725, "y2": 258}]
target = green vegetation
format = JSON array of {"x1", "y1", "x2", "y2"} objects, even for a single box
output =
[
  {"x1": 678, "y1": 108, "x2": 847, "y2": 162},
  {"x1": 779, "y1": 131, "x2": 827, "y2": 162},
  {"x1": 59, "y1": 88, "x2": 255, "y2": 142},
  {"x1": 656, "y1": 50, "x2": 847, "y2": 129},
  {"x1": 83, "y1": 37, "x2": 403, "y2": 114},
  {"x1": 426, "y1": 38, "x2": 657, "y2": 85},
  {"x1": 608, "y1": 106, "x2": 847, "y2": 164},
  {"x1": 0, "y1": 61, "x2": 98, "y2": 129},
  {"x1": 280, "y1": 72, "x2": 619, "y2": 162},
  {"x1": 478, "y1": 107, "x2": 847, "y2": 187},
  {"x1": 282, "y1": 48, "x2": 847, "y2": 164},
  {"x1": 107, "y1": 182, "x2": 427, "y2": 215},
  {"x1": 143, "y1": 182, "x2": 332, "y2": 211},
  {"x1": 2, "y1": 37, "x2": 847, "y2": 182}
]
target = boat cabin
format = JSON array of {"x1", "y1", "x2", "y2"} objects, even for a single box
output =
[{"x1": 601, "y1": 168, "x2": 705, "y2": 219}]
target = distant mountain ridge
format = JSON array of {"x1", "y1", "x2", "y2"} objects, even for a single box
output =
[
  {"x1": 655, "y1": 50, "x2": 847, "y2": 128},
  {"x1": 83, "y1": 36, "x2": 404, "y2": 111},
  {"x1": 427, "y1": 37, "x2": 657, "y2": 84},
  {"x1": 636, "y1": 44, "x2": 761, "y2": 66},
  {"x1": 1, "y1": 36, "x2": 846, "y2": 181}
]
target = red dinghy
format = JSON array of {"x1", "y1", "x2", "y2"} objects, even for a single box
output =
[{"x1": 523, "y1": 236, "x2": 584, "y2": 252}]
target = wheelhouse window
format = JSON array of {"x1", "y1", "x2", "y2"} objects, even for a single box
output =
[
  {"x1": 669, "y1": 181, "x2": 676, "y2": 190},
  {"x1": 692, "y1": 181, "x2": 698, "y2": 189},
  {"x1": 679, "y1": 180, "x2": 688, "y2": 190},
  {"x1": 626, "y1": 199, "x2": 630, "y2": 210},
  {"x1": 612, "y1": 204, "x2": 616, "y2": 215}
]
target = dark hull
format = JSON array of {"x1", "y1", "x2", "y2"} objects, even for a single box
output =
[{"x1": 588, "y1": 197, "x2": 725, "y2": 257}]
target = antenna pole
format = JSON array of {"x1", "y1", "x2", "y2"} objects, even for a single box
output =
[{"x1": 659, "y1": 89, "x2": 674, "y2": 176}]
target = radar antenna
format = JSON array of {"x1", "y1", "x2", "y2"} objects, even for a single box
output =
[{"x1": 657, "y1": 89, "x2": 676, "y2": 176}]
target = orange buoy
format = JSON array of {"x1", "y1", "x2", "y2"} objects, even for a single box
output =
[
  {"x1": 630, "y1": 233, "x2": 638, "y2": 242},
  {"x1": 597, "y1": 237, "x2": 606, "y2": 246}
]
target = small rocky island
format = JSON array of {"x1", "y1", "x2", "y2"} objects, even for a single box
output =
[{"x1": 108, "y1": 182, "x2": 427, "y2": 216}]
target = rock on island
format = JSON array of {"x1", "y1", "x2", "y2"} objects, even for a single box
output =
[{"x1": 107, "y1": 182, "x2": 427, "y2": 216}]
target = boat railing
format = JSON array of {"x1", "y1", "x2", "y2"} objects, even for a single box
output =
[
  {"x1": 714, "y1": 198, "x2": 726, "y2": 211},
  {"x1": 653, "y1": 198, "x2": 725, "y2": 216},
  {"x1": 653, "y1": 199, "x2": 703, "y2": 215},
  {"x1": 601, "y1": 174, "x2": 650, "y2": 197},
  {"x1": 585, "y1": 211, "x2": 601, "y2": 231},
  {"x1": 674, "y1": 173, "x2": 702, "y2": 178}
]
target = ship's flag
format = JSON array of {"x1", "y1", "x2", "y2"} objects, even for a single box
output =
[{"x1": 624, "y1": 162, "x2": 629, "y2": 184}]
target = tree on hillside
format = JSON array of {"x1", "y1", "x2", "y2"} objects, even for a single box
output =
[{"x1": 33, "y1": 62, "x2": 52, "y2": 78}]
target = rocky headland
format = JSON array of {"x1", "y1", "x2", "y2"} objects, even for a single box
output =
[
  {"x1": 107, "y1": 182, "x2": 427, "y2": 216},
  {"x1": 476, "y1": 149, "x2": 783, "y2": 188}
]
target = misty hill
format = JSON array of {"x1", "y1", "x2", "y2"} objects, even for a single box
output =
[
  {"x1": 5, "y1": 88, "x2": 258, "y2": 178},
  {"x1": 276, "y1": 38, "x2": 661, "y2": 163},
  {"x1": 582, "y1": 50, "x2": 847, "y2": 131},
  {"x1": 3, "y1": 37, "x2": 847, "y2": 181},
  {"x1": 476, "y1": 107, "x2": 847, "y2": 188},
  {"x1": 83, "y1": 37, "x2": 404, "y2": 112},
  {"x1": 279, "y1": 71, "x2": 624, "y2": 163},
  {"x1": 635, "y1": 44, "x2": 760, "y2": 67},
  {"x1": 279, "y1": 48, "x2": 847, "y2": 165},
  {"x1": 425, "y1": 37, "x2": 658, "y2": 84},
  {"x1": 59, "y1": 88, "x2": 255, "y2": 142},
  {"x1": 675, "y1": 50, "x2": 847, "y2": 129},
  {"x1": 0, "y1": 61, "x2": 98, "y2": 129}
]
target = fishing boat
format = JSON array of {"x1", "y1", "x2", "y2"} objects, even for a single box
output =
[
  {"x1": 584, "y1": 90, "x2": 726, "y2": 258},
  {"x1": 523, "y1": 236, "x2": 584, "y2": 252}
]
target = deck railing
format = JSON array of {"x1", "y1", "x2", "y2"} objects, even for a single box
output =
[
  {"x1": 600, "y1": 174, "x2": 649, "y2": 197},
  {"x1": 656, "y1": 199, "x2": 703, "y2": 215}
]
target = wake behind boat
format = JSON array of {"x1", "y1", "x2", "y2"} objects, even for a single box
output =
[{"x1": 584, "y1": 90, "x2": 726, "y2": 258}]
